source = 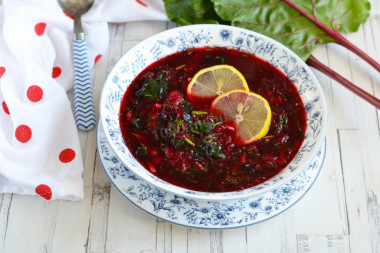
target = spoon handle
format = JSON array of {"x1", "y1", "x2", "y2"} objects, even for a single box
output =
[{"x1": 73, "y1": 39, "x2": 96, "y2": 131}]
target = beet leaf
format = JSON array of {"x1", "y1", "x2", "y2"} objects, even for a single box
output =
[
  {"x1": 163, "y1": 0, "x2": 224, "y2": 25},
  {"x1": 164, "y1": 0, "x2": 380, "y2": 108},
  {"x1": 185, "y1": 0, "x2": 369, "y2": 61}
]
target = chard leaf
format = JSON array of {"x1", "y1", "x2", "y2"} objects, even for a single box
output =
[
  {"x1": 163, "y1": 0, "x2": 224, "y2": 25},
  {"x1": 135, "y1": 71, "x2": 169, "y2": 99},
  {"x1": 194, "y1": 121, "x2": 213, "y2": 133},
  {"x1": 209, "y1": 144, "x2": 225, "y2": 159},
  {"x1": 131, "y1": 118, "x2": 141, "y2": 129},
  {"x1": 164, "y1": 0, "x2": 371, "y2": 61},
  {"x1": 212, "y1": 0, "x2": 370, "y2": 60},
  {"x1": 136, "y1": 80, "x2": 161, "y2": 99}
]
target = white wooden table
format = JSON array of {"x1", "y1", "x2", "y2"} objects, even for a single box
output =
[{"x1": 1, "y1": 5, "x2": 380, "y2": 253}]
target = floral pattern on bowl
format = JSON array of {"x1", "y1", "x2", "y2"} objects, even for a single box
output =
[
  {"x1": 97, "y1": 122, "x2": 326, "y2": 229},
  {"x1": 99, "y1": 24, "x2": 328, "y2": 201}
]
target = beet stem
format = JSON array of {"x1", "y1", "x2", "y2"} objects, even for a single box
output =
[
  {"x1": 307, "y1": 55, "x2": 380, "y2": 109},
  {"x1": 283, "y1": 0, "x2": 380, "y2": 72}
]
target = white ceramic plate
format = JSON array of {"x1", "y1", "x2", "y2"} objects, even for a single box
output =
[
  {"x1": 100, "y1": 24, "x2": 328, "y2": 201},
  {"x1": 97, "y1": 121, "x2": 326, "y2": 229}
]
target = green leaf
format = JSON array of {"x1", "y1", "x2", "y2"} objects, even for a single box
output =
[
  {"x1": 163, "y1": 0, "x2": 224, "y2": 25},
  {"x1": 135, "y1": 79, "x2": 160, "y2": 99},
  {"x1": 164, "y1": 0, "x2": 371, "y2": 61},
  {"x1": 135, "y1": 71, "x2": 169, "y2": 99},
  {"x1": 192, "y1": 120, "x2": 214, "y2": 133},
  {"x1": 131, "y1": 118, "x2": 141, "y2": 129},
  {"x1": 209, "y1": 144, "x2": 225, "y2": 159},
  {"x1": 211, "y1": 0, "x2": 370, "y2": 60}
]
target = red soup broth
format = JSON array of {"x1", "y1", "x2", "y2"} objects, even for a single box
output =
[{"x1": 119, "y1": 47, "x2": 307, "y2": 192}]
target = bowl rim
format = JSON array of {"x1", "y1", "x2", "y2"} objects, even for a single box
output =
[{"x1": 99, "y1": 24, "x2": 328, "y2": 201}]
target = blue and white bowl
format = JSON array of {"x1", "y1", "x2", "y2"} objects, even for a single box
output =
[{"x1": 100, "y1": 24, "x2": 328, "y2": 201}]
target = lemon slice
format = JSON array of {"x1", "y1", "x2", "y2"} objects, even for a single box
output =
[
  {"x1": 187, "y1": 65, "x2": 249, "y2": 100},
  {"x1": 211, "y1": 89, "x2": 271, "y2": 144}
]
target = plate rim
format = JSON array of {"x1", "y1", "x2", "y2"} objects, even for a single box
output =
[{"x1": 96, "y1": 120, "x2": 327, "y2": 230}]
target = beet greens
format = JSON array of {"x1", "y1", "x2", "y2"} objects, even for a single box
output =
[{"x1": 163, "y1": 0, "x2": 380, "y2": 108}]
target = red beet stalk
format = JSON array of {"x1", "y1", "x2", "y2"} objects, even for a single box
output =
[
  {"x1": 307, "y1": 55, "x2": 380, "y2": 109},
  {"x1": 283, "y1": 0, "x2": 380, "y2": 73}
]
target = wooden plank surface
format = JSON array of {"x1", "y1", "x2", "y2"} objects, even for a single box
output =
[{"x1": 1, "y1": 3, "x2": 380, "y2": 252}]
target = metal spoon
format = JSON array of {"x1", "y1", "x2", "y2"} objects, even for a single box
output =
[{"x1": 58, "y1": 0, "x2": 96, "y2": 131}]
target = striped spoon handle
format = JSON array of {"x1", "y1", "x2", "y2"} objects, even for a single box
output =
[{"x1": 73, "y1": 39, "x2": 96, "y2": 131}]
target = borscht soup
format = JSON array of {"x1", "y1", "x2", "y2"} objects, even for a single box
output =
[{"x1": 119, "y1": 47, "x2": 307, "y2": 192}]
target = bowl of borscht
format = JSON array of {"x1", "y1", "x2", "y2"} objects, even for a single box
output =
[{"x1": 100, "y1": 24, "x2": 327, "y2": 201}]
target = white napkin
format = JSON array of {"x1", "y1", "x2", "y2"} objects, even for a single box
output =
[{"x1": 0, "y1": 0, "x2": 168, "y2": 200}]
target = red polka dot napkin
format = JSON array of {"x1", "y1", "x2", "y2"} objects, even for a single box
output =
[{"x1": 0, "y1": 0, "x2": 167, "y2": 200}]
